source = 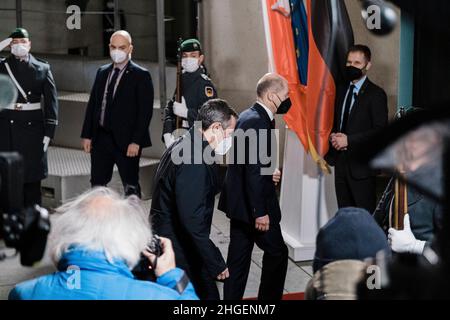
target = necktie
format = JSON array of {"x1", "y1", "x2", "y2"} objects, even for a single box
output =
[
  {"x1": 341, "y1": 84, "x2": 355, "y2": 133},
  {"x1": 271, "y1": 118, "x2": 276, "y2": 129},
  {"x1": 107, "y1": 68, "x2": 120, "y2": 104},
  {"x1": 101, "y1": 68, "x2": 120, "y2": 128}
]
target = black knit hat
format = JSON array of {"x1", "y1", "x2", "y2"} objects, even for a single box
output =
[{"x1": 313, "y1": 207, "x2": 390, "y2": 273}]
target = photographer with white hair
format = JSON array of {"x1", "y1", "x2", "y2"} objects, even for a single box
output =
[{"x1": 8, "y1": 187, "x2": 198, "y2": 300}]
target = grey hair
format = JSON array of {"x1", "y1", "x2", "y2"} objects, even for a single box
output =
[
  {"x1": 197, "y1": 98, "x2": 238, "y2": 131},
  {"x1": 256, "y1": 73, "x2": 287, "y2": 98},
  {"x1": 110, "y1": 30, "x2": 133, "y2": 44},
  {"x1": 48, "y1": 187, "x2": 151, "y2": 269}
]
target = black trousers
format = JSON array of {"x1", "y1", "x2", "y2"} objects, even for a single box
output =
[
  {"x1": 334, "y1": 152, "x2": 376, "y2": 213},
  {"x1": 90, "y1": 129, "x2": 141, "y2": 197},
  {"x1": 24, "y1": 181, "x2": 41, "y2": 207},
  {"x1": 168, "y1": 236, "x2": 220, "y2": 300},
  {"x1": 224, "y1": 219, "x2": 288, "y2": 300},
  {"x1": 179, "y1": 252, "x2": 220, "y2": 300}
]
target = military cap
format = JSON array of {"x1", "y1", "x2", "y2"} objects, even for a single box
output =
[
  {"x1": 180, "y1": 39, "x2": 202, "y2": 53},
  {"x1": 9, "y1": 28, "x2": 29, "y2": 39}
]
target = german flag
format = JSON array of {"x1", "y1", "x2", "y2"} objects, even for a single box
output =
[{"x1": 263, "y1": 0, "x2": 354, "y2": 171}]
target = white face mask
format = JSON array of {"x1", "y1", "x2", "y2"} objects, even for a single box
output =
[
  {"x1": 110, "y1": 49, "x2": 128, "y2": 64},
  {"x1": 182, "y1": 57, "x2": 200, "y2": 73},
  {"x1": 215, "y1": 135, "x2": 233, "y2": 156},
  {"x1": 11, "y1": 43, "x2": 30, "y2": 57}
]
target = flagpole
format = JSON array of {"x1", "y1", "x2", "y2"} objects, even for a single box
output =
[
  {"x1": 261, "y1": 0, "x2": 276, "y2": 72},
  {"x1": 315, "y1": 0, "x2": 339, "y2": 232}
]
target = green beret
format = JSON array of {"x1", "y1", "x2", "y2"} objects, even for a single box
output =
[
  {"x1": 180, "y1": 39, "x2": 202, "y2": 53},
  {"x1": 9, "y1": 28, "x2": 29, "y2": 39}
]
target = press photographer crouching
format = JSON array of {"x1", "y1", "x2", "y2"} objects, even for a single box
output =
[{"x1": 8, "y1": 187, "x2": 199, "y2": 300}]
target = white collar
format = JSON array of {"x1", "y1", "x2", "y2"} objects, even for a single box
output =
[
  {"x1": 15, "y1": 54, "x2": 29, "y2": 63},
  {"x1": 256, "y1": 101, "x2": 274, "y2": 121},
  {"x1": 350, "y1": 75, "x2": 367, "y2": 90},
  {"x1": 114, "y1": 59, "x2": 129, "y2": 71}
]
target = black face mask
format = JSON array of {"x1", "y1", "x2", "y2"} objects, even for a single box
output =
[
  {"x1": 275, "y1": 96, "x2": 292, "y2": 114},
  {"x1": 345, "y1": 65, "x2": 364, "y2": 82}
]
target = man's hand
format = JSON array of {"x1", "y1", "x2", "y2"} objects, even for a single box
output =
[
  {"x1": 331, "y1": 133, "x2": 348, "y2": 151},
  {"x1": 255, "y1": 215, "x2": 270, "y2": 232},
  {"x1": 273, "y1": 168, "x2": 282, "y2": 186},
  {"x1": 142, "y1": 237, "x2": 177, "y2": 278},
  {"x1": 0, "y1": 38, "x2": 12, "y2": 52},
  {"x1": 388, "y1": 214, "x2": 426, "y2": 254},
  {"x1": 82, "y1": 139, "x2": 92, "y2": 153},
  {"x1": 173, "y1": 97, "x2": 188, "y2": 118},
  {"x1": 217, "y1": 268, "x2": 230, "y2": 281},
  {"x1": 127, "y1": 143, "x2": 140, "y2": 157},
  {"x1": 43, "y1": 136, "x2": 51, "y2": 152}
]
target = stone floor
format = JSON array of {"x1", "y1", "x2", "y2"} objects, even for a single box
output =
[{"x1": 0, "y1": 198, "x2": 313, "y2": 300}]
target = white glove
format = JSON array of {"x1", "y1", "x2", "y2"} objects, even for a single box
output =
[
  {"x1": 0, "y1": 38, "x2": 12, "y2": 52},
  {"x1": 388, "y1": 214, "x2": 426, "y2": 254},
  {"x1": 43, "y1": 136, "x2": 51, "y2": 152},
  {"x1": 173, "y1": 97, "x2": 188, "y2": 118},
  {"x1": 163, "y1": 133, "x2": 176, "y2": 149}
]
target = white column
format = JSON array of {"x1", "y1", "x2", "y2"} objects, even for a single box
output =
[{"x1": 279, "y1": 128, "x2": 338, "y2": 261}]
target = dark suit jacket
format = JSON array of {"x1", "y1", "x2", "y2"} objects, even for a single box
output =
[
  {"x1": 218, "y1": 103, "x2": 281, "y2": 225},
  {"x1": 150, "y1": 127, "x2": 226, "y2": 279},
  {"x1": 325, "y1": 78, "x2": 388, "y2": 179},
  {"x1": 81, "y1": 60, "x2": 154, "y2": 152}
]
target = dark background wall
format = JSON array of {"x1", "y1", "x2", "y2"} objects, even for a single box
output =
[
  {"x1": 0, "y1": 0, "x2": 197, "y2": 62},
  {"x1": 412, "y1": 0, "x2": 450, "y2": 109}
]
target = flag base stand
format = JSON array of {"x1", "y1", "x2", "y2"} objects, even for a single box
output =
[{"x1": 280, "y1": 128, "x2": 338, "y2": 262}]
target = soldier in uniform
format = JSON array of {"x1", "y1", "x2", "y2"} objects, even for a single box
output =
[
  {"x1": 162, "y1": 39, "x2": 218, "y2": 148},
  {"x1": 0, "y1": 28, "x2": 59, "y2": 206}
]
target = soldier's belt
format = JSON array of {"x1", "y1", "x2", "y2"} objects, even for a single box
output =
[{"x1": 5, "y1": 102, "x2": 41, "y2": 111}]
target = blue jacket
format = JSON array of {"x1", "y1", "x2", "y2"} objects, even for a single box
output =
[{"x1": 9, "y1": 248, "x2": 199, "y2": 300}]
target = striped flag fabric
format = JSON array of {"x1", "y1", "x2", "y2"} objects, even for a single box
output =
[{"x1": 262, "y1": 0, "x2": 354, "y2": 170}]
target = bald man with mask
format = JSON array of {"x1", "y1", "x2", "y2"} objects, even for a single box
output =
[
  {"x1": 81, "y1": 30, "x2": 154, "y2": 197},
  {"x1": 219, "y1": 73, "x2": 290, "y2": 300}
]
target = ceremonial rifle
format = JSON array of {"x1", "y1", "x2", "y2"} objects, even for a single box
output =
[{"x1": 175, "y1": 38, "x2": 183, "y2": 129}]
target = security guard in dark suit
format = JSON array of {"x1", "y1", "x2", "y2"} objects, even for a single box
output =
[
  {"x1": 81, "y1": 30, "x2": 153, "y2": 198},
  {"x1": 162, "y1": 39, "x2": 217, "y2": 148},
  {"x1": 325, "y1": 45, "x2": 388, "y2": 213},
  {"x1": 0, "y1": 28, "x2": 58, "y2": 206}
]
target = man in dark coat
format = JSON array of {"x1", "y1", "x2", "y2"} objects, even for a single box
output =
[
  {"x1": 325, "y1": 44, "x2": 389, "y2": 213},
  {"x1": 162, "y1": 39, "x2": 217, "y2": 148},
  {"x1": 0, "y1": 28, "x2": 58, "y2": 206},
  {"x1": 218, "y1": 73, "x2": 290, "y2": 300},
  {"x1": 151, "y1": 99, "x2": 237, "y2": 300},
  {"x1": 81, "y1": 30, "x2": 153, "y2": 197}
]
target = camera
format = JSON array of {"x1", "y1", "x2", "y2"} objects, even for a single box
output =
[
  {"x1": 0, "y1": 75, "x2": 50, "y2": 266},
  {"x1": 146, "y1": 234, "x2": 162, "y2": 257},
  {"x1": 132, "y1": 234, "x2": 163, "y2": 281},
  {"x1": 0, "y1": 152, "x2": 50, "y2": 266}
]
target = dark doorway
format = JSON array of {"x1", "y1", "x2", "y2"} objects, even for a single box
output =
[
  {"x1": 412, "y1": 0, "x2": 450, "y2": 108},
  {"x1": 165, "y1": 0, "x2": 199, "y2": 64}
]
